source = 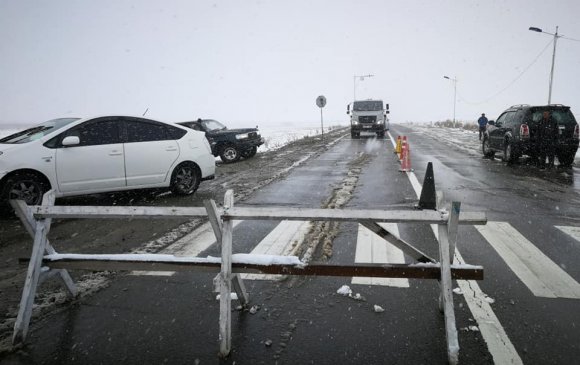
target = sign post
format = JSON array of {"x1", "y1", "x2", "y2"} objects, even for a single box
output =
[{"x1": 316, "y1": 95, "x2": 327, "y2": 141}]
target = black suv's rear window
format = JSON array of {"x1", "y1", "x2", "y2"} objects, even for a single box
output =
[{"x1": 531, "y1": 109, "x2": 577, "y2": 125}]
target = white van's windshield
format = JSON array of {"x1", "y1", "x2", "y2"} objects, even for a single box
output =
[{"x1": 353, "y1": 101, "x2": 383, "y2": 111}]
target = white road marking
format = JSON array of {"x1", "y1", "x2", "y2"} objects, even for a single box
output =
[
  {"x1": 351, "y1": 223, "x2": 409, "y2": 287},
  {"x1": 476, "y1": 222, "x2": 580, "y2": 299},
  {"x1": 131, "y1": 220, "x2": 243, "y2": 276},
  {"x1": 242, "y1": 220, "x2": 310, "y2": 280},
  {"x1": 556, "y1": 225, "x2": 580, "y2": 244},
  {"x1": 387, "y1": 132, "x2": 522, "y2": 365}
]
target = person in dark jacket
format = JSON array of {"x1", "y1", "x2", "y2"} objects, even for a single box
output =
[
  {"x1": 478, "y1": 113, "x2": 488, "y2": 141},
  {"x1": 537, "y1": 111, "x2": 559, "y2": 168}
]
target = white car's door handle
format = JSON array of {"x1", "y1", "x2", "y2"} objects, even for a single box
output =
[
  {"x1": 165, "y1": 147, "x2": 178, "y2": 152},
  {"x1": 109, "y1": 150, "x2": 123, "y2": 156}
]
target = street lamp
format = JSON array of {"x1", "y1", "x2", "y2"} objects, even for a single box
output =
[
  {"x1": 529, "y1": 26, "x2": 562, "y2": 104},
  {"x1": 443, "y1": 75, "x2": 457, "y2": 128},
  {"x1": 353, "y1": 74, "x2": 374, "y2": 101}
]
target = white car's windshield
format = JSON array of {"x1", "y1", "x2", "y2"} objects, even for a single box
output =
[
  {"x1": 202, "y1": 120, "x2": 226, "y2": 131},
  {"x1": 0, "y1": 118, "x2": 79, "y2": 144}
]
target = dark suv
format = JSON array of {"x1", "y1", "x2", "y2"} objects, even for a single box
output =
[
  {"x1": 179, "y1": 119, "x2": 264, "y2": 163},
  {"x1": 482, "y1": 104, "x2": 579, "y2": 166}
]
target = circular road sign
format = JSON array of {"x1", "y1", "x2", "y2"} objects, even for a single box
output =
[{"x1": 316, "y1": 95, "x2": 327, "y2": 108}]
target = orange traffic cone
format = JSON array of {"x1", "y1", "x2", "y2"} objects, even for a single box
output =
[{"x1": 399, "y1": 137, "x2": 412, "y2": 172}]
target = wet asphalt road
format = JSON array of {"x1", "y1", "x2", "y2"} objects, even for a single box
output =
[{"x1": 2, "y1": 124, "x2": 580, "y2": 365}]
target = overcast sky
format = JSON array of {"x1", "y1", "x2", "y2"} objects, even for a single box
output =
[{"x1": 1, "y1": 0, "x2": 579, "y2": 127}]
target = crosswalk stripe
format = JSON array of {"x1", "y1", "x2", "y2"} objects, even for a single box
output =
[
  {"x1": 242, "y1": 220, "x2": 310, "y2": 281},
  {"x1": 131, "y1": 220, "x2": 243, "y2": 276},
  {"x1": 555, "y1": 225, "x2": 580, "y2": 244},
  {"x1": 476, "y1": 222, "x2": 580, "y2": 299},
  {"x1": 351, "y1": 223, "x2": 410, "y2": 287}
]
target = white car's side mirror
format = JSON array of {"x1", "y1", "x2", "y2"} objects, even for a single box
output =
[{"x1": 62, "y1": 136, "x2": 80, "y2": 146}]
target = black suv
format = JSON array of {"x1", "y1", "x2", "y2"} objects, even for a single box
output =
[
  {"x1": 482, "y1": 104, "x2": 579, "y2": 166},
  {"x1": 179, "y1": 119, "x2": 264, "y2": 163}
]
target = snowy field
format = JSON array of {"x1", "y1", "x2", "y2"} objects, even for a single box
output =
[
  {"x1": 0, "y1": 122, "x2": 344, "y2": 153},
  {"x1": 405, "y1": 123, "x2": 580, "y2": 162}
]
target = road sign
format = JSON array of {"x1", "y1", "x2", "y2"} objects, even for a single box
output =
[{"x1": 316, "y1": 95, "x2": 326, "y2": 108}]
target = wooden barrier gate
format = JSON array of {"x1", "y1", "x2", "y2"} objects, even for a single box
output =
[{"x1": 11, "y1": 188, "x2": 486, "y2": 364}]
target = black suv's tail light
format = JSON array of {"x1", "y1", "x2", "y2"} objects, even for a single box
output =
[
  {"x1": 520, "y1": 124, "x2": 530, "y2": 139},
  {"x1": 574, "y1": 124, "x2": 579, "y2": 139}
]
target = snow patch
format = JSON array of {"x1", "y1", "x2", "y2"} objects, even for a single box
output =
[{"x1": 336, "y1": 285, "x2": 352, "y2": 296}]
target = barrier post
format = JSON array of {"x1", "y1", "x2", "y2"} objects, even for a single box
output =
[{"x1": 219, "y1": 190, "x2": 234, "y2": 357}]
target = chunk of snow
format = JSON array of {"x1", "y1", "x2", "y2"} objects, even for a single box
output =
[
  {"x1": 373, "y1": 305, "x2": 385, "y2": 313},
  {"x1": 452, "y1": 287, "x2": 463, "y2": 295},
  {"x1": 483, "y1": 295, "x2": 495, "y2": 304},
  {"x1": 216, "y1": 293, "x2": 239, "y2": 301},
  {"x1": 337, "y1": 285, "x2": 352, "y2": 296},
  {"x1": 468, "y1": 325, "x2": 480, "y2": 332}
]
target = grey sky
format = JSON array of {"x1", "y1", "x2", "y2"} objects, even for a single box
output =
[{"x1": 1, "y1": 0, "x2": 579, "y2": 127}]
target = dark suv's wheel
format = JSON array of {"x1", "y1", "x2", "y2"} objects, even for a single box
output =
[
  {"x1": 241, "y1": 146, "x2": 257, "y2": 159},
  {"x1": 220, "y1": 145, "x2": 240, "y2": 163},
  {"x1": 1, "y1": 172, "x2": 50, "y2": 206},
  {"x1": 557, "y1": 151, "x2": 576, "y2": 167},
  {"x1": 170, "y1": 162, "x2": 200, "y2": 195},
  {"x1": 482, "y1": 137, "x2": 494, "y2": 158},
  {"x1": 502, "y1": 140, "x2": 519, "y2": 163}
]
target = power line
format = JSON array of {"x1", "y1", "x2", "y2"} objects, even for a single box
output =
[{"x1": 457, "y1": 38, "x2": 554, "y2": 105}]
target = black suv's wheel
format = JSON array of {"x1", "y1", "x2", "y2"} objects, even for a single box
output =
[
  {"x1": 377, "y1": 131, "x2": 385, "y2": 138},
  {"x1": 170, "y1": 162, "x2": 200, "y2": 195},
  {"x1": 557, "y1": 151, "x2": 576, "y2": 167},
  {"x1": 351, "y1": 131, "x2": 360, "y2": 139},
  {"x1": 482, "y1": 138, "x2": 494, "y2": 158},
  {"x1": 241, "y1": 146, "x2": 257, "y2": 159},
  {"x1": 220, "y1": 145, "x2": 240, "y2": 163},
  {"x1": 502, "y1": 140, "x2": 519, "y2": 163},
  {"x1": 1, "y1": 172, "x2": 49, "y2": 206}
]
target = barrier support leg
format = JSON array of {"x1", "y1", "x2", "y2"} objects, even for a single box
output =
[
  {"x1": 219, "y1": 190, "x2": 234, "y2": 357},
  {"x1": 205, "y1": 198, "x2": 250, "y2": 309},
  {"x1": 10, "y1": 194, "x2": 77, "y2": 298},
  {"x1": 12, "y1": 216, "x2": 50, "y2": 343},
  {"x1": 360, "y1": 220, "x2": 435, "y2": 263},
  {"x1": 447, "y1": 202, "x2": 461, "y2": 262},
  {"x1": 231, "y1": 274, "x2": 249, "y2": 307},
  {"x1": 438, "y1": 206, "x2": 460, "y2": 365}
]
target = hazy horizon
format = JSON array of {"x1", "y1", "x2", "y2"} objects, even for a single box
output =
[{"x1": 1, "y1": 1, "x2": 579, "y2": 127}]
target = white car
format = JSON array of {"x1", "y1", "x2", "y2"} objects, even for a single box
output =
[{"x1": 0, "y1": 116, "x2": 215, "y2": 206}]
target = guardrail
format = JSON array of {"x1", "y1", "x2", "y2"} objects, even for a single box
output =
[{"x1": 11, "y1": 185, "x2": 486, "y2": 364}]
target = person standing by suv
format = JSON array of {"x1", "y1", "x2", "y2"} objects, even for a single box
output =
[
  {"x1": 537, "y1": 111, "x2": 559, "y2": 168},
  {"x1": 478, "y1": 113, "x2": 488, "y2": 141}
]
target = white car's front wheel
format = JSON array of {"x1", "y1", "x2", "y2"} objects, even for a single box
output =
[{"x1": 2, "y1": 172, "x2": 50, "y2": 206}]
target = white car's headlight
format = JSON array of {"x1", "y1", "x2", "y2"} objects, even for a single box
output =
[{"x1": 235, "y1": 133, "x2": 250, "y2": 140}]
